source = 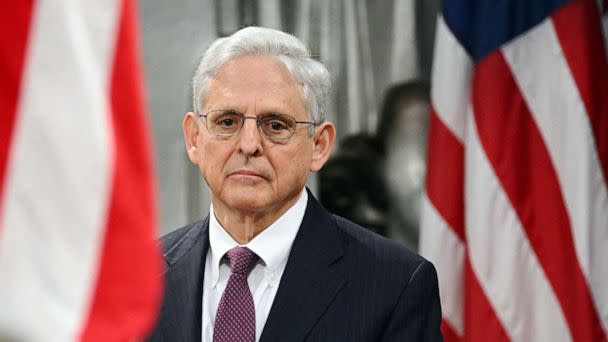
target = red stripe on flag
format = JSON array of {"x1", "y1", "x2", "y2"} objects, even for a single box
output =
[
  {"x1": 79, "y1": 0, "x2": 162, "y2": 340},
  {"x1": 552, "y1": 0, "x2": 608, "y2": 185},
  {"x1": 441, "y1": 319, "x2": 462, "y2": 342},
  {"x1": 464, "y1": 258, "x2": 510, "y2": 341},
  {"x1": 425, "y1": 107, "x2": 465, "y2": 242},
  {"x1": 0, "y1": 1, "x2": 35, "y2": 221},
  {"x1": 473, "y1": 51, "x2": 607, "y2": 342}
]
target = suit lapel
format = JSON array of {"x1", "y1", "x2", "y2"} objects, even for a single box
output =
[
  {"x1": 155, "y1": 217, "x2": 210, "y2": 342},
  {"x1": 260, "y1": 193, "x2": 346, "y2": 342}
]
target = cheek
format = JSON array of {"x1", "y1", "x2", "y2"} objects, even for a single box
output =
[
  {"x1": 199, "y1": 141, "x2": 231, "y2": 182},
  {"x1": 279, "y1": 142, "x2": 313, "y2": 178},
  {"x1": 202, "y1": 162, "x2": 220, "y2": 183}
]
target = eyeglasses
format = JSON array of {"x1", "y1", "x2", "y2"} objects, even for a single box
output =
[{"x1": 198, "y1": 109, "x2": 319, "y2": 141}]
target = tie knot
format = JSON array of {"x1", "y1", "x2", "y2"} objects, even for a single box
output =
[{"x1": 226, "y1": 247, "x2": 259, "y2": 275}]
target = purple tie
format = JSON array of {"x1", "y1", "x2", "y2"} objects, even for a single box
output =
[{"x1": 213, "y1": 247, "x2": 260, "y2": 342}]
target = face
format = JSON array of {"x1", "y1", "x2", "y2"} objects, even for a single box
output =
[{"x1": 184, "y1": 56, "x2": 335, "y2": 222}]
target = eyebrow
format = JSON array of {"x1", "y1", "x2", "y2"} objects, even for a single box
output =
[{"x1": 214, "y1": 108, "x2": 293, "y2": 116}]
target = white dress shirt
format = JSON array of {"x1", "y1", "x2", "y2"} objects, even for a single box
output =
[{"x1": 201, "y1": 189, "x2": 307, "y2": 342}]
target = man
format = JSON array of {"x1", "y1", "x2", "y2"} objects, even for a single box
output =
[{"x1": 147, "y1": 26, "x2": 442, "y2": 341}]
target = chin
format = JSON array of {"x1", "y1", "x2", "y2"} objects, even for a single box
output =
[{"x1": 222, "y1": 187, "x2": 273, "y2": 211}]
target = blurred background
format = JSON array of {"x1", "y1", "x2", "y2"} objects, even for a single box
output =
[
  {"x1": 139, "y1": 0, "x2": 440, "y2": 250},
  {"x1": 2, "y1": 1, "x2": 606, "y2": 340}
]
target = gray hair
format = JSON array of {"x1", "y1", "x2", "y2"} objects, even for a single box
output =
[{"x1": 192, "y1": 27, "x2": 331, "y2": 128}]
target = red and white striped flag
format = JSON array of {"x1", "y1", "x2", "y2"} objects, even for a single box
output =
[
  {"x1": 0, "y1": 1, "x2": 162, "y2": 340},
  {"x1": 420, "y1": 0, "x2": 608, "y2": 341}
]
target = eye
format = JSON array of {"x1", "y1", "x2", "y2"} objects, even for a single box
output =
[
  {"x1": 214, "y1": 112, "x2": 240, "y2": 127},
  {"x1": 220, "y1": 118, "x2": 235, "y2": 127},
  {"x1": 257, "y1": 113, "x2": 296, "y2": 139},
  {"x1": 268, "y1": 119, "x2": 288, "y2": 131},
  {"x1": 260, "y1": 114, "x2": 294, "y2": 131}
]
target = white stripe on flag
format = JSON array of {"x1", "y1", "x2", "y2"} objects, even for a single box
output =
[
  {"x1": 502, "y1": 19, "x2": 608, "y2": 334},
  {"x1": 0, "y1": 0, "x2": 120, "y2": 339},
  {"x1": 419, "y1": 193, "x2": 464, "y2": 336},
  {"x1": 465, "y1": 110, "x2": 572, "y2": 342},
  {"x1": 430, "y1": 16, "x2": 472, "y2": 143}
]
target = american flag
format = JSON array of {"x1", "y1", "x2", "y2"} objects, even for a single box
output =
[
  {"x1": 0, "y1": 1, "x2": 162, "y2": 340},
  {"x1": 420, "y1": 0, "x2": 608, "y2": 341}
]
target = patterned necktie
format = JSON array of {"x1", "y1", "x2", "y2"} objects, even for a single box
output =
[{"x1": 213, "y1": 247, "x2": 260, "y2": 342}]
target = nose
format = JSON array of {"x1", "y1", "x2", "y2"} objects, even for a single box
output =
[{"x1": 238, "y1": 117, "x2": 262, "y2": 156}]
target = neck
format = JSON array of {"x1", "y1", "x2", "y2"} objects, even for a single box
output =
[
  {"x1": 213, "y1": 212, "x2": 266, "y2": 244},
  {"x1": 212, "y1": 193, "x2": 302, "y2": 244}
]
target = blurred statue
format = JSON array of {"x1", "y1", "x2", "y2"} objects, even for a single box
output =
[
  {"x1": 318, "y1": 81, "x2": 430, "y2": 248},
  {"x1": 377, "y1": 81, "x2": 430, "y2": 250},
  {"x1": 318, "y1": 134, "x2": 388, "y2": 236}
]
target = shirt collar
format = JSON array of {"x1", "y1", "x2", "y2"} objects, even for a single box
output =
[{"x1": 208, "y1": 189, "x2": 308, "y2": 287}]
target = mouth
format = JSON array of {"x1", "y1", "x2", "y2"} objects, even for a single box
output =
[{"x1": 228, "y1": 169, "x2": 267, "y2": 181}]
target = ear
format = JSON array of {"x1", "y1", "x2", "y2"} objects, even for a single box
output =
[
  {"x1": 310, "y1": 122, "x2": 336, "y2": 172},
  {"x1": 183, "y1": 112, "x2": 200, "y2": 164}
]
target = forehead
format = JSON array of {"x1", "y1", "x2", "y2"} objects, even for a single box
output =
[{"x1": 202, "y1": 56, "x2": 306, "y2": 115}]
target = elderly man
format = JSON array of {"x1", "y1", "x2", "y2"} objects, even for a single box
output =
[{"x1": 147, "y1": 27, "x2": 442, "y2": 342}]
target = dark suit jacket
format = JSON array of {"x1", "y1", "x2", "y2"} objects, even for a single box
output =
[{"x1": 147, "y1": 191, "x2": 443, "y2": 341}]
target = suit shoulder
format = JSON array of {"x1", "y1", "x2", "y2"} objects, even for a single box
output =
[
  {"x1": 159, "y1": 225, "x2": 189, "y2": 253},
  {"x1": 331, "y1": 214, "x2": 427, "y2": 275},
  {"x1": 159, "y1": 219, "x2": 206, "y2": 255}
]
